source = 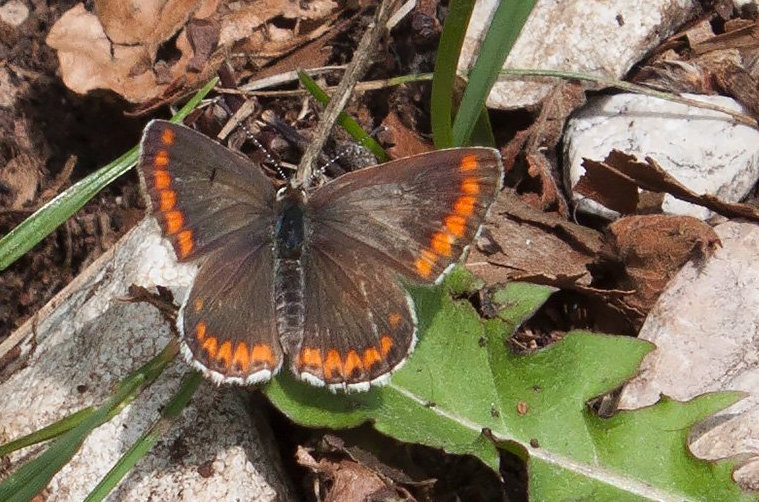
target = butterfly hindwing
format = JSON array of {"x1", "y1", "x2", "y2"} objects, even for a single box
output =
[
  {"x1": 179, "y1": 241, "x2": 283, "y2": 385},
  {"x1": 290, "y1": 233, "x2": 417, "y2": 391}
]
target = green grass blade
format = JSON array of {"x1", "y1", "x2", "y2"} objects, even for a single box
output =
[
  {"x1": 83, "y1": 372, "x2": 202, "y2": 502},
  {"x1": 469, "y1": 104, "x2": 495, "y2": 147},
  {"x1": 451, "y1": 1, "x2": 536, "y2": 146},
  {"x1": 430, "y1": 0, "x2": 476, "y2": 149},
  {"x1": 0, "y1": 375, "x2": 146, "y2": 502},
  {"x1": 0, "y1": 342, "x2": 179, "y2": 501},
  {"x1": 0, "y1": 77, "x2": 219, "y2": 271},
  {"x1": 297, "y1": 70, "x2": 388, "y2": 162},
  {"x1": 0, "y1": 342, "x2": 179, "y2": 458},
  {"x1": 0, "y1": 407, "x2": 95, "y2": 458}
]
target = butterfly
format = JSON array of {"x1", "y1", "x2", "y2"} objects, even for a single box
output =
[{"x1": 137, "y1": 120, "x2": 502, "y2": 392}]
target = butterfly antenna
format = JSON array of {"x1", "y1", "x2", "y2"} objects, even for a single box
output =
[
  {"x1": 236, "y1": 119, "x2": 288, "y2": 181},
  {"x1": 310, "y1": 125, "x2": 387, "y2": 185}
]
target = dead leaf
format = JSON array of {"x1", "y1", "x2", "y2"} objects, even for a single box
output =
[
  {"x1": 381, "y1": 111, "x2": 433, "y2": 160},
  {"x1": 186, "y1": 18, "x2": 220, "y2": 72},
  {"x1": 503, "y1": 82, "x2": 586, "y2": 216},
  {"x1": 577, "y1": 150, "x2": 759, "y2": 221},
  {"x1": 574, "y1": 157, "x2": 639, "y2": 214},
  {"x1": 94, "y1": 0, "x2": 205, "y2": 48},
  {"x1": 466, "y1": 190, "x2": 603, "y2": 286},
  {"x1": 295, "y1": 446, "x2": 412, "y2": 502},
  {"x1": 46, "y1": 1, "x2": 339, "y2": 104},
  {"x1": 606, "y1": 214, "x2": 721, "y2": 314}
]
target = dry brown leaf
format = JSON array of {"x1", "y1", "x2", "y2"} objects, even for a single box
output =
[
  {"x1": 502, "y1": 82, "x2": 586, "y2": 216},
  {"x1": 607, "y1": 214, "x2": 721, "y2": 314},
  {"x1": 381, "y1": 111, "x2": 433, "y2": 160},
  {"x1": 46, "y1": 3, "x2": 201, "y2": 103},
  {"x1": 295, "y1": 446, "x2": 410, "y2": 502},
  {"x1": 578, "y1": 150, "x2": 759, "y2": 221},
  {"x1": 574, "y1": 156, "x2": 639, "y2": 214},
  {"x1": 46, "y1": 0, "x2": 339, "y2": 104},
  {"x1": 94, "y1": 0, "x2": 205, "y2": 48},
  {"x1": 466, "y1": 190, "x2": 602, "y2": 286}
]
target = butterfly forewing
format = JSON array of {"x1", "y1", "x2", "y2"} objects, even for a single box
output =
[
  {"x1": 307, "y1": 148, "x2": 503, "y2": 284},
  {"x1": 138, "y1": 120, "x2": 277, "y2": 261}
]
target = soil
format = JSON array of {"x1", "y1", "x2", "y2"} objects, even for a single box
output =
[{"x1": 0, "y1": 1, "x2": 146, "y2": 341}]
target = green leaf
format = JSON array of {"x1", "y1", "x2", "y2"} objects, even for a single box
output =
[
  {"x1": 264, "y1": 279, "x2": 750, "y2": 500},
  {"x1": 0, "y1": 77, "x2": 218, "y2": 271}
]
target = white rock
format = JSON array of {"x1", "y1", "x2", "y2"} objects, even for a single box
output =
[
  {"x1": 0, "y1": 219, "x2": 294, "y2": 500},
  {"x1": 563, "y1": 93, "x2": 759, "y2": 220},
  {"x1": 0, "y1": 0, "x2": 28, "y2": 27},
  {"x1": 459, "y1": 0, "x2": 699, "y2": 109},
  {"x1": 619, "y1": 221, "x2": 759, "y2": 489}
]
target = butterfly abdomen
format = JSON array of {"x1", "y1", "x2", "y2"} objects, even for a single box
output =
[
  {"x1": 274, "y1": 258, "x2": 305, "y2": 346},
  {"x1": 274, "y1": 189, "x2": 306, "y2": 348}
]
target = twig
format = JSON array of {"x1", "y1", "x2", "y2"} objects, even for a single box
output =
[
  {"x1": 500, "y1": 68, "x2": 759, "y2": 128},
  {"x1": 295, "y1": 0, "x2": 400, "y2": 185}
]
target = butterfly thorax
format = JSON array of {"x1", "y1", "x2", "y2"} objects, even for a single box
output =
[{"x1": 273, "y1": 186, "x2": 307, "y2": 352}]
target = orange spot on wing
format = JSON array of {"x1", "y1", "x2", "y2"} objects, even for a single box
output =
[
  {"x1": 380, "y1": 335, "x2": 393, "y2": 356},
  {"x1": 323, "y1": 349, "x2": 343, "y2": 380},
  {"x1": 388, "y1": 312, "x2": 402, "y2": 329},
  {"x1": 195, "y1": 321, "x2": 206, "y2": 342},
  {"x1": 415, "y1": 249, "x2": 437, "y2": 278},
  {"x1": 430, "y1": 231, "x2": 453, "y2": 257},
  {"x1": 159, "y1": 189, "x2": 177, "y2": 211},
  {"x1": 453, "y1": 195, "x2": 476, "y2": 216},
  {"x1": 154, "y1": 170, "x2": 171, "y2": 190},
  {"x1": 460, "y1": 155, "x2": 478, "y2": 172},
  {"x1": 154, "y1": 150, "x2": 170, "y2": 168},
  {"x1": 202, "y1": 336, "x2": 218, "y2": 359},
  {"x1": 445, "y1": 214, "x2": 467, "y2": 237},
  {"x1": 232, "y1": 342, "x2": 251, "y2": 372},
  {"x1": 299, "y1": 347, "x2": 322, "y2": 369},
  {"x1": 217, "y1": 341, "x2": 233, "y2": 367},
  {"x1": 344, "y1": 350, "x2": 364, "y2": 377},
  {"x1": 164, "y1": 210, "x2": 184, "y2": 234},
  {"x1": 252, "y1": 344, "x2": 276, "y2": 367},
  {"x1": 161, "y1": 127, "x2": 175, "y2": 145},
  {"x1": 363, "y1": 347, "x2": 382, "y2": 370},
  {"x1": 176, "y1": 229, "x2": 194, "y2": 258},
  {"x1": 193, "y1": 298, "x2": 204, "y2": 312},
  {"x1": 461, "y1": 177, "x2": 479, "y2": 194}
]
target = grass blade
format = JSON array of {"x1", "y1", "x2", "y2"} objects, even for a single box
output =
[
  {"x1": 451, "y1": 1, "x2": 536, "y2": 146},
  {"x1": 0, "y1": 342, "x2": 179, "y2": 501},
  {"x1": 430, "y1": 0, "x2": 476, "y2": 149},
  {"x1": 83, "y1": 372, "x2": 202, "y2": 502},
  {"x1": 297, "y1": 70, "x2": 388, "y2": 162},
  {"x1": 0, "y1": 375, "x2": 146, "y2": 502},
  {"x1": 0, "y1": 77, "x2": 219, "y2": 271}
]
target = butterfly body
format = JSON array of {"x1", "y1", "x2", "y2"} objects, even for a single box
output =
[{"x1": 138, "y1": 120, "x2": 503, "y2": 392}]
